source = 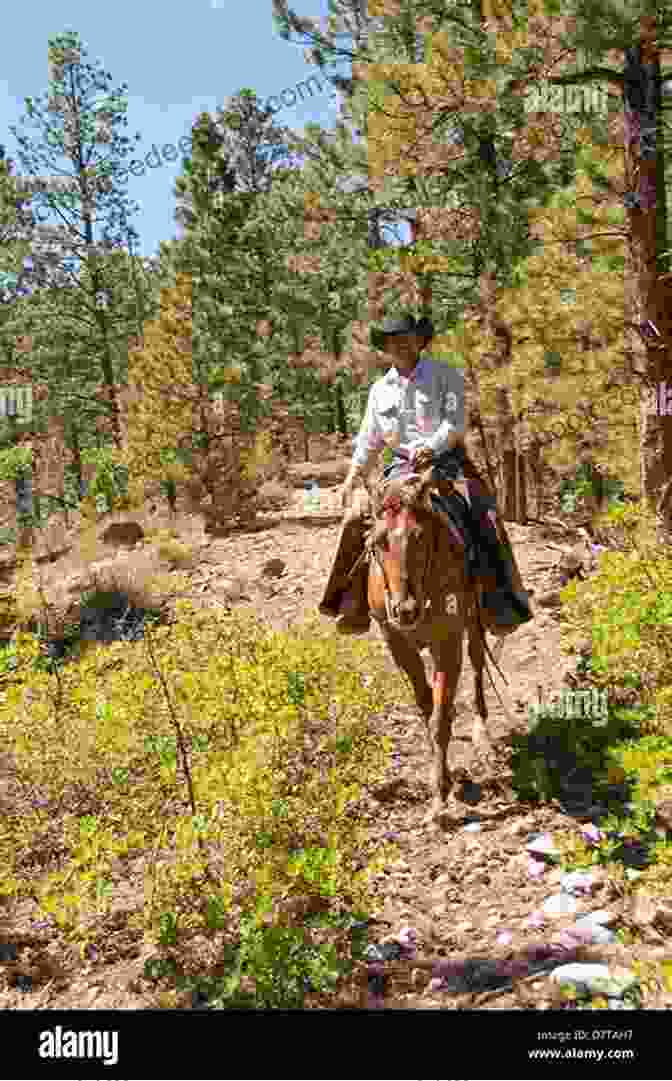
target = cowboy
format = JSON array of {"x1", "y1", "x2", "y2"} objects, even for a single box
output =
[{"x1": 319, "y1": 311, "x2": 533, "y2": 634}]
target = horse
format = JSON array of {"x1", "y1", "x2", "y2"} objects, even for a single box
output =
[{"x1": 361, "y1": 464, "x2": 499, "y2": 823}]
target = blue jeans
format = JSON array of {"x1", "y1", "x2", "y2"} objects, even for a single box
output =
[
  {"x1": 379, "y1": 447, "x2": 532, "y2": 629},
  {"x1": 381, "y1": 445, "x2": 507, "y2": 586},
  {"x1": 382, "y1": 444, "x2": 467, "y2": 483}
]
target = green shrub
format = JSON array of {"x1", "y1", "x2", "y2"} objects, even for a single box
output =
[
  {"x1": 0, "y1": 601, "x2": 404, "y2": 1002},
  {"x1": 549, "y1": 497, "x2": 672, "y2": 899},
  {"x1": 561, "y1": 500, "x2": 672, "y2": 737}
]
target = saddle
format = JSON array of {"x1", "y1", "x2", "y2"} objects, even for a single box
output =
[{"x1": 359, "y1": 463, "x2": 533, "y2": 636}]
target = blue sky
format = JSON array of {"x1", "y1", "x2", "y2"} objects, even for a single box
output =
[{"x1": 0, "y1": 0, "x2": 414, "y2": 259}]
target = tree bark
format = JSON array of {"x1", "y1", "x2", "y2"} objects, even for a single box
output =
[
  {"x1": 479, "y1": 270, "x2": 519, "y2": 520},
  {"x1": 527, "y1": 437, "x2": 543, "y2": 518},
  {"x1": 515, "y1": 443, "x2": 527, "y2": 523},
  {"x1": 624, "y1": 17, "x2": 672, "y2": 541},
  {"x1": 335, "y1": 381, "x2": 348, "y2": 438}
]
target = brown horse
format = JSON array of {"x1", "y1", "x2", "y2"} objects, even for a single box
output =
[{"x1": 362, "y1": 466, "x2": 497, "y2": 823}]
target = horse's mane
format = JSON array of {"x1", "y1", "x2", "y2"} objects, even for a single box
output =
[{"x1": 373, "y1": 473, "x2": 433, "y2": 516}]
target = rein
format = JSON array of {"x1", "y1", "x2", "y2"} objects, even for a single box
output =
[
  {"x1": 344, "y1": 469, "x2": 514, "y2": 718},
  {"x1": 358, "y1": 474, "x2": 438, "y2": 632}
]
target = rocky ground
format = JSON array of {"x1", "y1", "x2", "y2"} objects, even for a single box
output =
[{"x1": 0, "y1": 481, "x2": 671, "y2": 1010}]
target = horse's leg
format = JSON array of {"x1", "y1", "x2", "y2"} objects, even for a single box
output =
[
  {"x1": 380, "y1": 624, "x2": 434, "y2": 750},
  {"x1": 425, "y1": 631, "x2": 463, "y2": 819}
]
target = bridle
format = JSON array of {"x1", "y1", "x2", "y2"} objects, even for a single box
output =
[
  {"x1": 344, "y1": 464, "x2": 514, "y2": 717},
  {"x1": 348, "y1": 468, "x2": 440, "y2": 633}
]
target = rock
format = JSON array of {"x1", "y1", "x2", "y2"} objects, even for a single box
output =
[
  {"x1": 581, "y1": 908, "x2": 617, "y2": 926},
  {"x1": 508, "y1": 820, "x2": 529, "y2": 837},
  {"x1": 79, "y1": 590, "x2": 154, "y2": 645},
  {"x1": 372, "y1": 779, "x2": 405, "y2": 802},
  {"x1": 548, "y1": 963, "x2": 637, "y2": 998},
  {"x1": 654, "y1": 901, "x2": 672, "y2": 934},
  {"x1": 527, "y1": 858, "x2": 546, "y2": 877},
  {"x1": 526, "y1": 834, "x2": 560, "y2": 860},
  {"x1": 256, "y1": 481, "x2": 291, "y2": 510},
  {"x1": 535, "y1": 589, "x2": 562, "y2": 608},
  {"x1": 560, "y1": 870, "x2": 597, "y2": 896},
  {"x1": 395, "y1": 925, "x2": 418, "y2": 949},
  {"x1": 64, "y1": 573, "x2": 86, "y2": 595},
  {"x1": 287, "y1": 459, "x2": 350, "y2": 488},
  {"x1": 364, "y1": 942, "x2": 403, "y2": 962},
  {"x1": 69, "y1": 559, "x2": 121, "y2": 592},
  {"x1": 411, "y1": 967, "x2": 430, "y2": 990},
  {"x1": 542, "y1": 892, "x2": 578, "y2": 918},
  {"x1": 546, "y1": 867, "x2": 566, "y2": 885},
  {"x1": 572, "y1": 916, "x2": 616, "y2": 945},
  {"x1": 555, "y1": 913, "x2": 617, "y2": 947},
  {"x1": 100, "y1": 521, "x2": 144, "y2": 547},
  {"x1": 432, "y1": 872, "x2": 453, "y2": 888},
  {"x1": 558, "y1": 547, "x2": 585, "y2": 585},
  {"x1": 526, "y1": 909, "x2": 545, "y2": 929},
  {"x1": 262, "y1": 558, "x2": 286, "y2": 578},
  {"x1": 214, "y1": 577, "x2": 247, "y2": 602},
  {"x1": 629, "y1": 891, "x2": 658, "y2": 927},
  {"x1": 629, "y1": 891, "x2": 672, "y2": 933}
]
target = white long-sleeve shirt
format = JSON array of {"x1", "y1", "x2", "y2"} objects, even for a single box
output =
[{"x1": 350, "y1": 355, "x2": 465, "y2": 479}]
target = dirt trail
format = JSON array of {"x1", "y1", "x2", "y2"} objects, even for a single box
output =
[
  {"x1": 0, "y1": 493, "x2": 644, "y2": 1009},
  {"x1": 170, "y1": 498, "x2": 616, "y2": 1008}
]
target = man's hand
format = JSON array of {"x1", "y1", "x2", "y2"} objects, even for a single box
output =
[{"x1": 411, "y1": 445, "x2": 434, "y2": 472}]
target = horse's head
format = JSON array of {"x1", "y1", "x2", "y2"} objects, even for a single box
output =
[{"x1": 366, "y1": 466, "x2": 438, "y2": 631}]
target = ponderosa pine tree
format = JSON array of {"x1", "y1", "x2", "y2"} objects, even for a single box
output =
[
  {"x1": 114, "y1": 273, "x2": 261, "y2": 530},
  {"x1": 490, "y1": 0, "x2": 672, "y2": 528},
  {"x1": 444, "y1": 147, "x2": 635, "y2": 519},
  {"x1": 7, "y1": 29, "x2": 146, "y2": 460},
  {"x1": 272, "y1": 0, "x2": 609, "y2": 516}
]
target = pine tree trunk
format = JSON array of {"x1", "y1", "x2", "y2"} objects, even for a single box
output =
[
  {"x1": 498, "y1": 446, "x2": 514, "y2": 520},
  {"x1": 624, "y1": 18, "x2": 672, "y2": 541},
  {"x1": 527, "y1": 438, "x2": 543, "y2": 518},
  {"x1": 68, "y1": 425, "x2": 84, "y2": 502},
  {"x1": 515, "y1": 444, "x2": 527, "y2": 523},
  {"x1": 335, "y1": 381, "x2": 347, "y2": 438},
  {"x1": 480, "y1": 271, "x2": 518, "y2": 519}
]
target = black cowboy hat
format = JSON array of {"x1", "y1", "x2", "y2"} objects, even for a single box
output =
[{"x1": 370, "y1": 312, "x2": 434, "y2": 352}]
